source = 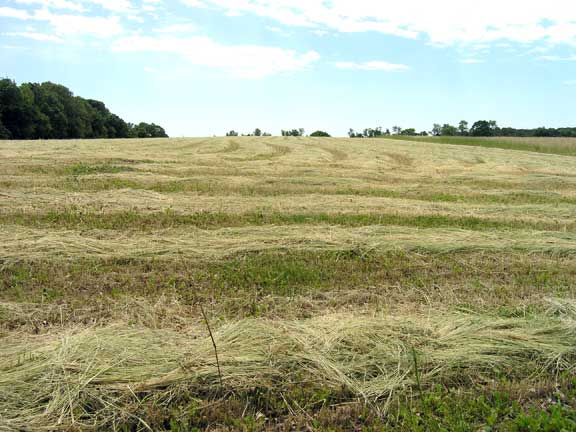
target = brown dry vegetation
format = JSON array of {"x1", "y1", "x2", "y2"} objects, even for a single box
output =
[{"x1": 1, "y1": 136, "x2": 576, "y2": 431}]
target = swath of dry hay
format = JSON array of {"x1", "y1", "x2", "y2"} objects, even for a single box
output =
[
  {"x1": 1, "y1": 224, "x2": 576, "y2": 261},
  {"x1": 3, "y1": 189, "x2": 576, "y2": 227},
  {"x1": 1, "y1": 301, "x2": 575, "y2": 431}
]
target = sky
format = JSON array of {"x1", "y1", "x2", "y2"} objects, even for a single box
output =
[{"x1": 1, "y1": 0, "x2": 576, "y2": 137}]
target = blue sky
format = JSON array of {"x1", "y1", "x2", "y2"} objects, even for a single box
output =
[{"x1": 1, "y1": 0, "x2": 576, "y2": 137}]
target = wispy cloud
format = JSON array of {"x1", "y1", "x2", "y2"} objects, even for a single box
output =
[
  {"x1": 0, "y1": 7, "x2": 124, "y2": 38},
  {"x1": 2, "y1": 31, "x2": 63, "y2": 42},
  {"x1": 153, "y1": 23, "x2": 197, "y2": 33},
  {"x1": 112, "y1": 35, "x2": 320, "y2": 78},
  {"x1": 181, "y1": 0, "x2": 576, "y2": 48},
  {"x1": 335, "y1": 61, "x2": 409, "y2": 71},
  {"x1": 539, "y1": 54, "x2": 576, "y2": 61}
]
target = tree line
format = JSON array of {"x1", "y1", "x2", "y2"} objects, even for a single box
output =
[
  {"x1": 349, "y1": 121, "x2": 576, "y2": 138},
  {"x1": 430, "y1": 120, "x2": 576, "y2": 137},
  {"x1": 225, "y1": 128, "x2": 331, "y2": 137},
  {"x1": 226, "y1": 122, "x2": 576, "y2": 139},
  {"x1": 0, "y1": 79, "x2": 168, "y2": 140}
]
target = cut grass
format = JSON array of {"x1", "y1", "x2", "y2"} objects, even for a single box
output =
[
  {"x1": 2, "y1": 137, "x2": 576, "y2": 430},
  {"x1": 1, "y1": 303, "x2": 575, "y2": 430},
  {"x1": 2, "y1": 251, "x2": 575, "y2": 324},
  {"x1": 55, "y1": 177, "x2": 576, "y2": 206},
  {"x1": 3, "y1": 223, "x2": 576, "y2": 261},
  {"x1": 2, "y1": 208, "x2": 575, "y2": 232}
]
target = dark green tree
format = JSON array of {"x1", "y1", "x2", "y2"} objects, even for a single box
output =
[
  {"x1": 310, "y1": 130, "x2": 331, "y2": 137},
  {"x1": 441, "y1": 124, "x2": 458, "y2": 136},
  {"x1": 0, "y1": 79, "x2": 34, "y2": 139},
  {"x1": 0, "y1": 79, "x2": 168, "y2": 140},
  {"x1": 0, "y1": 116, "x2": 11, "y2": 139},
  {"x1": 400, "y1": 128, "x2": 417, "y2": 136},
  {"x1": 470, "y1": 120, "x2": 494, "y2": 136}
]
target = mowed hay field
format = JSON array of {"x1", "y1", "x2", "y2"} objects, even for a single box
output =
[{"x1": 1, "y1": 136, "x2": 576, "y2": 431}]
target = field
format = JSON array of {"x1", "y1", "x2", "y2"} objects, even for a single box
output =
[{"x1": 1, "y1": 136, "x2": 576, "y2": 431}]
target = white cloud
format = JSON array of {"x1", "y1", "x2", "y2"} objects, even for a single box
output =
[
  {"x1": 3, "y1": 31, "x2": 63, "y2": 42},
  {"x1": 180, "y1": 0, "x2": 206, "y2": 7},
  {"x1": 33, "y1": 9, "x2": 124, "y2": 37},
  {"x1": 0, "y1": 7, "x2": 124, "y2": 38},
  {"x1": 112, "y1": 35, "x2": 320, "y2": 78},
  {"x1": 539, "y1": 54, "x2": 576, "y2": 61},
  {"x1": 84, "y1": 0, "x2": 133, "y2": 13},
  {"x1": 564, "y1": 80, "x2": 576, "y2": 86},
  {"x1": 335, "y1": 61, "x2": 409, "y2": 71},
  {"x1": 144, "y1": 66, "x2": 157, "y2": 73},
  {"x1": 11, "y1": 0, "x2": 85, "y2": 11},
  {"x1": 181, "y1": 0, "x2": 576, "y2": 47},
  {"x1": 0, "y1": 6, "x2": 32, "y2": 19},
  {"x1": 9, "y1": 0, "x2": 134, "y2": 12},
  {"x1": 153, "y1": 23, "x2": 196, "y2": 33}
]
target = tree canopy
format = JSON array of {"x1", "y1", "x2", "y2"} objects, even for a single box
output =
[
  {"x1": 0, "y1": 79, "x2": 168, "y2": 140},
  {"x1": 310, "y1": 130, "x2": 331, "y2": 137}
]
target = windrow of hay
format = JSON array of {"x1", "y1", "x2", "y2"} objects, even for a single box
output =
[
  {"x1": 1, "y1": 304, "x2": 576, "y2": 431},
  {"x1": 3, "y1": 191, "x2": 576, "y2": 231},
  {"x1": 2, "y1": 224, "x2": 576, "y2": 261}
]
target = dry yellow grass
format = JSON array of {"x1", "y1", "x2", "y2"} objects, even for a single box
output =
[
  {"x1": 1, "y1": 136, "x2": 576, "y2": 255},
  {"x1": 2, "y1": 137, "x2": 576, "y2": 430},
  {"x1": 2, "y1": 303, "x2": 576, "y2": 430},
  {"x1": 1, "y1": 224, "x2": 576, "y2": 261}
]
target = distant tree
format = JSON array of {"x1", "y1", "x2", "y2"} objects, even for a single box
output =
[
  {"x1": 262, "y1": 132, "x2": 272, "y2": 136},
  {"x1": 400, "y1": 128, "x2": 417, "y2": 136},
  {"x1": 130, "y1": 122, "x2": 168, "y2": 138},
  {"x1": 254, "y1": 128, "x2": 262, "y2": 137},
  {"x1": 360, "y1": 127, "x2": 383, "y2": 138},
  {"x1": 385, "y1": 129, "x2": 391, "y2": 136},
  {"x1": 470, "y1": 120, "x2": 494, "y2": 137},
  {"x1": 392, "y1": 126, "x2": 402, "y2": 135},
  {"x1": 419, "y1": 131, "x2": 429, "y2": 136},
  {"x1": 310, "y1": 130, "x2": 331, "y2": 137},
  {"x1": 534, "y1": 127, "x2": 552, "y2": 137},
  {"x1": 432, "y1": 124, "x2": 442, "y2": 136},
  {"x1": 281, "y1": 128, "x2": 304, "y2": 137},
  {"x1": 348, "y1": 128, "x2": 363, "y2": 138},
  {"x1": 441, "y1": 124, "x2": 458, "y2": 136},
  {"x1": 458, "y1": 120, "x2": 469, "y2": 136},
  {"x1": 226, "y1": 130, "x2": 239, "y2": 136}
]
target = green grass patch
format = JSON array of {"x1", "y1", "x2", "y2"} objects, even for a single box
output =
[
  {"x1": 1, "y1": 251, "x2": 574, "y2": 309},
  {"x1": 1, "y1": 208, "x2": 573, "y2": 232},
  {"x1": 382, "y1": 135, "x2": 576, "y2": 157},
  {"x1": 158, "y1": 379, "x2": 576, "y2": 431}
]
